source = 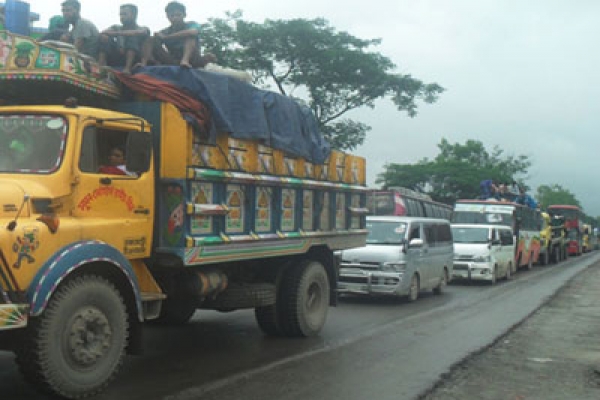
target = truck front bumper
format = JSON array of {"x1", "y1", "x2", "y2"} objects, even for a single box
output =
[{"x1": 0, "y1": 304, "x2": 29, "y2": 331}]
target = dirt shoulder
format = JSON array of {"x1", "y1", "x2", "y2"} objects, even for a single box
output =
[{"x1": 421, "y1": 261, "x2": 600, "y2": 400}]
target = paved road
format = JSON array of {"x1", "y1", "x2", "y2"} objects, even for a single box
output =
[{"x1": 1, "y1": 253, "x2": 598, "y2": 399}]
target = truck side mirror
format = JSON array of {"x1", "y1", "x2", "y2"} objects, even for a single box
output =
[{"x1": 126, "y1": 131, "x2": 152, "y2": 174}]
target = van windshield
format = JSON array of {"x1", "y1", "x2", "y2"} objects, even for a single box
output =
[
  {"x1": 452, "y1": 227, "x2": 489, "y2": 243},
  {"x1": 366, "y1": 221, "x2": 407, "y2": 245}
]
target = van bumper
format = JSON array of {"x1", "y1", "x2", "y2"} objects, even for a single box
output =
[
  {"x1": 338, "y1": 269, "x2": 407, "y2": 296},
  {"x1": 452, "y1": 262, "x2": 495, "y2": 282}
]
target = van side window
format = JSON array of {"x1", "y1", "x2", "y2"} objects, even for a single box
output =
[
  {"x1": 436, "y1": 223, "x2": 452, "y2": 244},
  {"x1": 424, "y1": 224, "x2": 436, "y2": 246},
  {"x1": 500, "y1": 229, "x2": 513, "y2": 245},
  {"x1": 409, "y1": 225, "x2": 420, "y2": 241}
]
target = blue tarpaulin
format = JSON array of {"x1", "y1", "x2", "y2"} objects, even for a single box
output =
[{"x1": 121, "y1": 66, "x2": 331, "y2": 164}]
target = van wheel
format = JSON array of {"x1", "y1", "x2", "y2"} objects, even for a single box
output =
[
  {"x1": 407, "y1": 274, "x2": 419, "y2": 302},
  {"x1": 490, "y1": 266, "x2": 497, "y2": 285},
  {"x1": 433, "y1": 269, "x2": 447, "y2": 295},
  {"x1": 505, "y1": 264, "x2": 512, "y2": 280}
]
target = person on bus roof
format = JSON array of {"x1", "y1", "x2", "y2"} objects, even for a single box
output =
[{"x1": 514, "y1": 186, "x2": 537, "y2": 209}]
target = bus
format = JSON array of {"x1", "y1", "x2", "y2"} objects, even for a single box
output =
[
  {"x1": 367, "y1": 187, "x2": 453, "y2": 220},
  {"x1": 452, "y1": 200, "x2": 541, "y2": 271},
  {"x1": 547, "y1": 205, "x2": 583, "y2": 256}
]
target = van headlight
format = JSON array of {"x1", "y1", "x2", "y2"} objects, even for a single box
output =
[
  {"x1": 473, "y1": 255, "x2": 491, "y2": 263},
  {"x1": 382, "y1": 262, "x2": 406, "y2": 272}
]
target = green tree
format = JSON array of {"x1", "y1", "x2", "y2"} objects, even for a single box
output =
[
  {"x1": 201, "y1": 13, "x2": 444, "y2": 150},
  {"x1": 535, "y1": 184, "x2": 581, "y2": 210},
  {"x1": 376, "y1": 139, "x2": 531, "y2": 204}
]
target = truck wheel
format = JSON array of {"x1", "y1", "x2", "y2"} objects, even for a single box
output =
[
  {"x1": 540, "y1": 250, "x2": 549, "y2": 266},
  {"x1": 255, "y1": 304, "x2": 282, "y2": 336},
  {"x1": 526, "y1": 254, "x2": 533, "y2": 270},
  {"x1": 505, "y1": 263, "x2": 512, "y2": 280},
  {"x1": 15, "y1": 275, "x2": 128, "y2": 399},
  {"x1": 152, "y1": 269, "x2": 199, "y2": 325},
  {"x1": 278, "y1": 260, "x2": 330, "y2": 337},
  {"x1": 203, "y1": 283, "x2": 276, "y2": 311}
]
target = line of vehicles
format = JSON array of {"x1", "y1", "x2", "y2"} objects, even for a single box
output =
[{"x1": 337, "y1": 187, "x2": 597, "y2": 300}]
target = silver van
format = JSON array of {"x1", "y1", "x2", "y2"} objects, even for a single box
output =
[
  {"x1": 451, "y1": 224, "x2": 515, "y2": 284},
  {"x1": 337, "y1": 216, "x2": 453, "y2": 301}
]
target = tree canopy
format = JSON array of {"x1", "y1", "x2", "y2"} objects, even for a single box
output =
[
  {"x1": 536, "y1": 184, "x2": 581, "y2": 210},
  {"x1": 201, "y1": 12, "x2": 444, "y2": 150},
  {"x1": 376, "y1": 139, "x2": 531, "y2": 204}
]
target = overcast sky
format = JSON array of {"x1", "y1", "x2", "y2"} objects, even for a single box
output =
[{"x1": 26, "y1": 0, "x2": 600, "y2": 216}]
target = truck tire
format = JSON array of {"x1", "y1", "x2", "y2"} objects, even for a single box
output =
[
  {"x1": 278, "y1": 260, "x2": 330, "y2": 337},
  {"x1": 15, "y1": 275, "x2": 128, "y2": 399},
  {"x1": 255, "y1": 304, "x2": 282, "y2": 336},
  {"x1": 540, "y1": 250, "x2": 549, "y2": 266},
  {"x1": 152, "y1": 269, "x2": 199, "y2": 325},
  {"x1": 203, "y1": 283, "x2": 276, "y2": 311}
]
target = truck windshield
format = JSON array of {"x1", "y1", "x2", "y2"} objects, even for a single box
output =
[
  {"x1": 366, "y1": 221, "x2": 407, "y2": 245},
  {"x1": 452, "y1": 227, "x2": 490, "y2": 243},
  {"x1": 0, "y1": 115, "x2": 67, "y2": 173}
]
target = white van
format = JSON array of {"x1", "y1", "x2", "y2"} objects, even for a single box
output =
[
  {"x1": 451, "y1": 224, "x2": 515, "y2": 284},
  {"x1": 337, "y1": 216, "x2": 453, "y2": 301}
]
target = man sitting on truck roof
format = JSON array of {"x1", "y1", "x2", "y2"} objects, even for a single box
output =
[
  {"x1": 139, "y1": 1, "x2": 210, "y2": 69},
  {"x1": 98, "y1": 4, "x2": 150, "y2": 74},
  {"x1": 61, "y1": 0, "x2": 100, "y2": 58}
]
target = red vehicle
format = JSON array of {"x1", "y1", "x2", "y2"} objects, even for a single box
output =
[
  {"x1": 367, "y1": 187, "x2": 453, "y2": 220},
  {"x1": 547, "y1": 205, "x2": 583, "y2": 256}
]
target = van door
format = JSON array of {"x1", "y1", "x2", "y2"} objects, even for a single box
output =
[
  {"x1": 499, "y1": 228, "x2": 515, "y2": 271},
  {"x1": 422, "y1": 222, "x2": 437, "y2": 288},
  {"x1": 407, "y1": 222, "x2": 425, "y2": 288}
]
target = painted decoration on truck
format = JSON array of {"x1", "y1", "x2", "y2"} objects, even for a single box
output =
[
  {"x1": 0, "y1": 304, "x2": 28, "y2": 330},
  {"x1": 35, "y1": 46, "x2": 61, "y2": 69},
  {"x1": 351, "y1": 194, "x2": 361, "y2": 229},
  {"x1": 302, "y1": 190, "x2": 314, "y2": 231},
  {"x1": 12, "y1": 227, "x2": 40, "y2": 269},
  {"x1": 0, "y1": 32, "x2": 11, "y2": 68},
  {"x1": 9, "y1": 37, "x2": 38, "y2": 69},
  {"x1": 225, "y1": 184, "x2": 244, "y2": 233},
  {"x1": 281, "y1": 188, "x2": 295, "y2": 231},
  {"x1": 320, "y1": 192, "x2": 330, "y2": 230},
  {"x1": 255, "y1": 187, "x2": 272, "y2": 233},
  {"x1": 335, "y1": 194, "x2": 346, "y2": 230},
  {"x1": 163, "y1": 184, "x2": 184, "y2": 245},
  {"x1": 191, "y1": 182, "x2": 213, "y2": 235}
]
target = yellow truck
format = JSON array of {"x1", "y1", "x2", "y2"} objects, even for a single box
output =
[
  {"x1": 0, "y1": 32, "x2": 367, "y2": 398},
  {"x1": 538, "y1": 212, "x2": 567, "y2": 264}
]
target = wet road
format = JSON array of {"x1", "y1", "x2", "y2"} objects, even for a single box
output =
[{"x1": 2, "y1": 253, "x2": 599, "y2": 400}]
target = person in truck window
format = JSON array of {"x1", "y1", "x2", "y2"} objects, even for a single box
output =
[
  {"x1": 98, "y1": 4, "x2": 150, "y2": 74},
  {"x1": 61, "y1": 0, "x2": 100, "y2": 58},
  {"x1": 99, "y1": 145, "x2": 134, "y2": 176},
  {"x1": 139, "y1": 1, "x2": 209, "y2": 68}
]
